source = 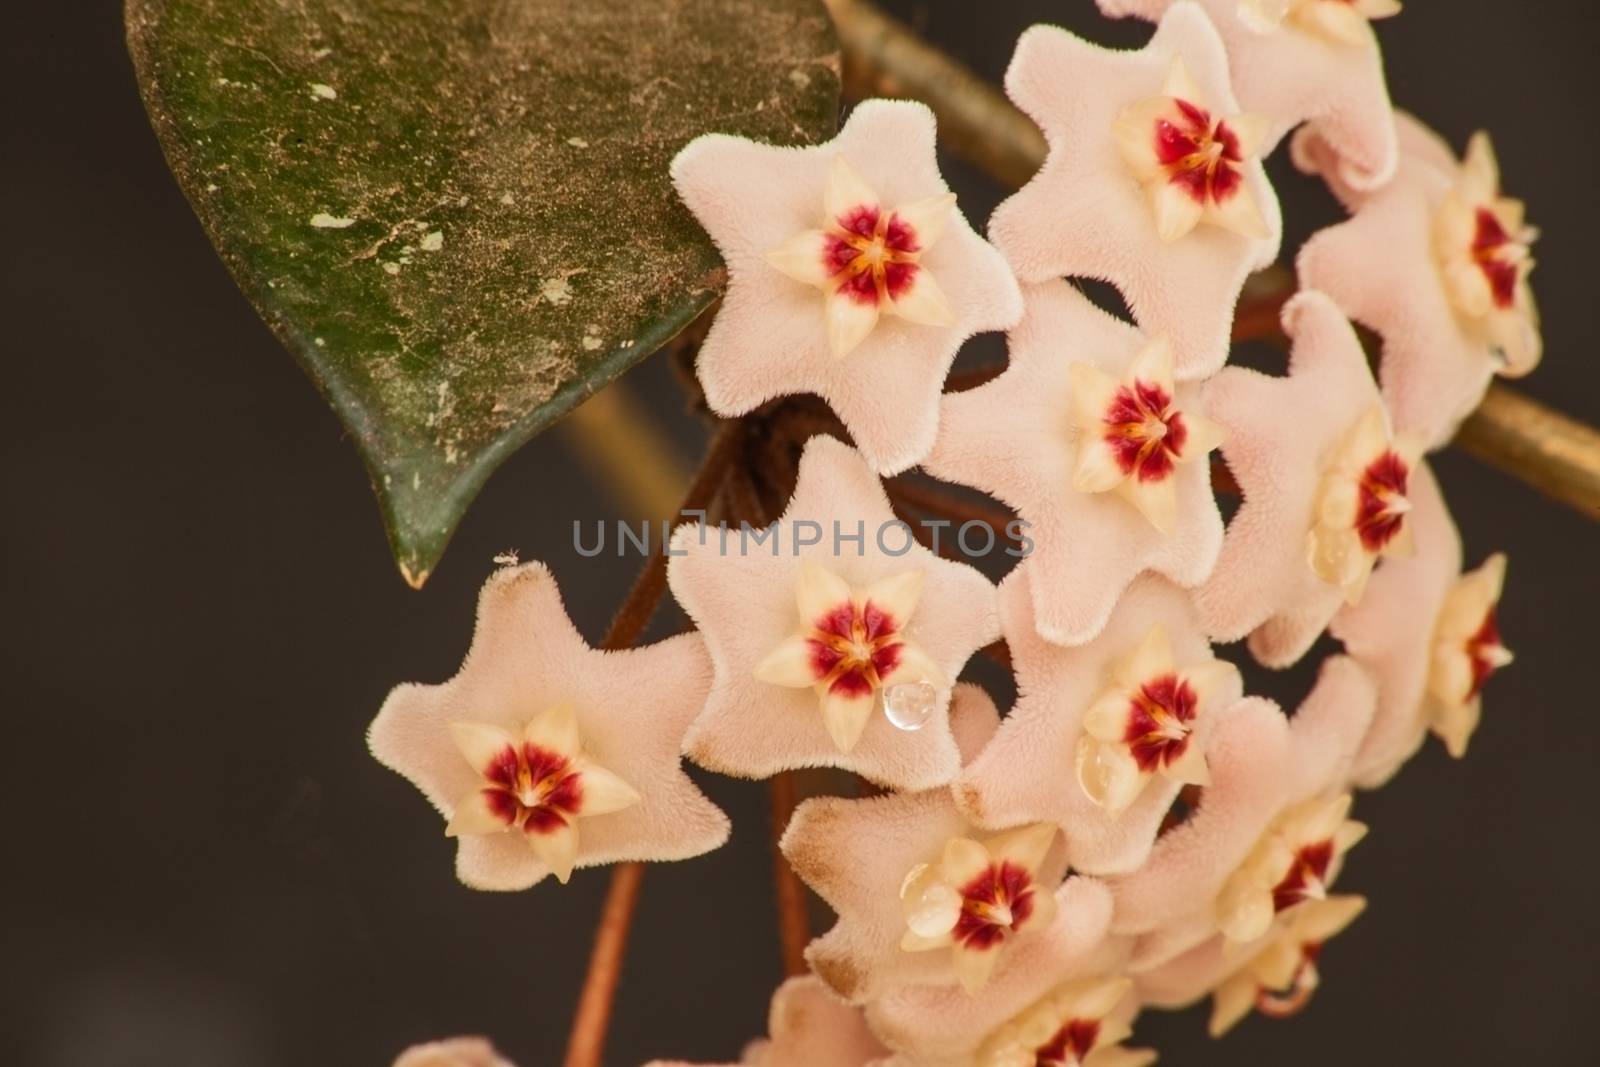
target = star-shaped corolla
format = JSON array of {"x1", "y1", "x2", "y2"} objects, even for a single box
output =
[
  {"x1": 863, "y1": 846, "x2": 1131, "y2": 1065},
  {"x1": 1206, "y1": 895, "x2": 1368, "y2": 1036},
  {"x1": 1134, "y1": 895, "x2": 1367, "y2": 1037},
  {"x1": 990, "y1": 3, "x2": 1281, "y2": 378},
  {"x1": 668, "y1": 436, "x2": 999, "y2": 791},
  {"x1": 925, "y1": 281, "x2": 1224, "y2": 646},
  {"x1": 969, "y1": 977, "x2": 1157, "y2": 1067},
  {"x1": 1329, "y1": 463, "x2": 1467, "y2": 785},
  {"x1": 369, "y1": 562, "x2": 730, "y2": 890},
  {"x1": 780, "y1": 685, "x2": 1069, "y2": 1000},
  {"x1": 644, "y1": 976, "x2": 888, "y2": 1067},
  {"x1": 1098, "y1": 0, "x2": 1399, "y2": 190},
  {"x1": 392, "y1": 1038, "x2": 515, "y2": 1067},
  {"x1": 671, "y1": 100, "x2": 1024, "y2": 474},
  {"x1": 956, "y1": 571, "x2": 1244, "y2": 876},
  {"x1": 1425, "y1": 553, "x2": 1513, "y2": 759},
  {"x1": 1194, "y1": 291, "x2": 1419, "y2": 667},
  {"x1": 1107, "y1": 656, "x2": 1375, "y2": 971},
  {"x1": 1297, "y1": 115, "x2": 1542, "y2": 448},
  {"x1": 755, "y1": 562, "x2": 949, "y2": 754}
]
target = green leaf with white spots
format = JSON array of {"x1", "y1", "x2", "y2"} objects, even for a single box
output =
[{"x1": 126, "y1": 0, "x2": 840, "y2": 585}]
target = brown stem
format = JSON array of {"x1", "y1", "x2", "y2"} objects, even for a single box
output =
[
  {"x1": 562, "y1": 422, "x2": 743, "y2": 1067},
  {"x1": 769, "y1": 772, "x2": 812, "y2": 977},
  {"x1": 885, "y1": 477, "x2": 1019, "y2": 539}
]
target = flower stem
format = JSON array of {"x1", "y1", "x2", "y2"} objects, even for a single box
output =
[{"x1": 562, "y1": 422, "x2": 743, "y2": 1067}]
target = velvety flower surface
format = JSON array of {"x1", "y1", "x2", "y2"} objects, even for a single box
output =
[
  {"x1": 671, "y1": 100, "x2": 1023, "y2": 474},
  {"x1": 956, "y1": 570, "x2": 1245, "y2": 876},
  {"x1": 644, "y1": 976, "x2": 888, "y2": 1067},
  {"x1": 1109, "y1": 655, "x2": 1374, "y2": 970},
  {"x1": 1329, "y1": 462, "x2": 1461, "y2": 785},
  {"x1": 369, "y1": 562, "x2": 729, "y2": 890},
  {"x1": 990, "y1": 2, "x2": 1281, "y2": 379},
  {"x1": 780, "y1": 685, "x2": 1070, "y2": 1001},
  {"x1": 869, "y1": 938, "x2": 1151, "y2": 1067},
  {"x1": 1097, "y1": 0, "x2": 1399, "y2": 189},
  {"x1": 669, "y1": 435, "x2": 999, "y2": 790},
  {"x1": 925, "y1": 280, "x2": 1224, "y2": 646},
  {"x1": 392, "y1": 1038, "x2": 515, "y2": 1067},
  {"x1": 1135, "y1": 894, "x2": 1367, "y2": 1037},
  {"x1": 1195, "y1": 290, "x2": 1421, "y2": 667},
  {"x1": 1297, "y1": 114, "x2": 1541, "y2": 447}
]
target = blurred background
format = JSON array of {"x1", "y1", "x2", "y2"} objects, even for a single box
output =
[{"x1": 2, "y1": 1, "x2": 1593, "y2": 1064}]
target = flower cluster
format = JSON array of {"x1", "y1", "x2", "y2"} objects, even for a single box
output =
[{"x1": 374, "y1": 2, "x2": 1533, "y2": 1064}]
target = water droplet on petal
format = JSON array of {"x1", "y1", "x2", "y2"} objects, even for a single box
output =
[{"x1": 884, "y1": 680, "x2": 938, "y2": 731}]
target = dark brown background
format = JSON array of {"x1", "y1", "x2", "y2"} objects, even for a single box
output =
[{"x1": 2, "y1": 1, "x2": 1593, "y2": 1064}]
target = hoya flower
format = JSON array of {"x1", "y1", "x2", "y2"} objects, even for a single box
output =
[
  {"x1": 1425, "y1": 553, "x2": 1513, "y2": 758},
  {"x1": 990, "y1": 3, "x2": 1281, "y2": 378},
  {"x1": 972, "y1": 977, "x2": 1156, "y2": 1067},
  {"x1": 1097, "y1": 0, "x2": 1399, "y2": 190},
  {"x1": 754, "y1": 561, "x2": 948, "y2": 753},
  {"x1": 956, "y1": 571, "x2": 1244, "y2": 876},
  {"x1": 668, "y1": 435, "x2": 998, "y2": 791},
  {"x1": 644, "y1": 976, "x2": 888, "y2": 1067},
  {"x1": 1107, "y1": 656, "x2": 1375, "y2": 971},
  {"x1": 899, "y1": 824, "x2": 1064, "y2": 992},
  {"x1": 780, "y1": 685, "x2": 1068, "y2": 1000},
  {"x1": 1297, "y1": 115, "x2": 1542, "y2": 447},
  {"x1": 1134, "y1": 896, "x2": 1367, "y2": 1036},
  {"x1": 670, "y1": 100, "x2": 1023, "y2": 474},
  {"x1": 392, "y1": 1038, "x2": 514, "y2": 1067},
  {"x1": 864, "y1": 877, "x2": 1125, "y2": 1066},
  {"x1": 1213, "y1": 793, "x2": 1367, "y2": 944},
  {"x1": 368, "y1": 562, "x2": 729, "y2": 890},
  {"x1": 1195, "y1": 291, "x2": 1413, "y2": 667},
  {"x1": 1305, "y1": 403, "x2": 1423, "y2": 604},
  {"x1": 1329, "y1": 462, "x2": 1463, "y2": 785},
  {"x1": 925, "y1": 280, "x2": 1225, "y2": 646},
  {"x1": 1207, "y1": 895, "x2": 1368, "y2": 1036}
]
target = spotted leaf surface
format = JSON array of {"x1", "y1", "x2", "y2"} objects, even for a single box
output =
[{"x1": 126, "y1": 0, "x2": 840, "y2": 584}]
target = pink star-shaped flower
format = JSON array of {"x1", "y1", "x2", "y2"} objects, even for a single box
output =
[
  {"x1": 671, "y1": 100, "x2": 1024, "y2": 474},
  {"x1": 780, "y1": 685, "x2": 1074, "y2": 1000},
  {"x1": 1111, "y1": 656, "x2": 1375, "y2": 972},
  {"x1": 392, "y1": 1038, "x2": 515, "y2": 1067},
  {"x1": 1136, "y1": 894, "x2": 1367, "y2": 1037},
  {"x1": 865, "y1": 899, "x2": 1151, "y2": 1067},
  {"x1": 644, "y1": 976, "x2": 888, "y2": 1067},
  {"x1": 955, "y1": 570, "x2": 1246, "y2": 877},
  {"x1": 925, "y1": 280, "x2": 1225, "y2": 646},
  {"x1": 368, "y1": 562, "x2": 729, "y2": 890},
  {"x1": 989, "y1": 3, "x2": 1282, "y2": 378},
  {"x1": 1098, "y1": 0, "x2": 1400, "y2": 189},
  {"x1": 1194, "y1": 290, "x2": 1424, "y2": 667},
  {"x1": 1296, "y1": 113, "x2": 1542, "y2": 448},
  {"x1": 668, "y1": 436, "x2": 999, "y2": 790},
  {"x1": 1332, "y1": 464, "x2": 1513, "y2": 783}
]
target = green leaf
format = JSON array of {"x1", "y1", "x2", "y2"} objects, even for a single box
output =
[{"x1": 126, "y1": 0, "x2": 841, "y2": 586}]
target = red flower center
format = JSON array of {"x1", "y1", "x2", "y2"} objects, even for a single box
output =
[
  {"x1": 953, "y1": 861, "x2": 1038, "y2": 951},
  {"x1": 823, "y1": 204, "x2": 921, "y2": 307},
  {"x1": 1471, "y1": 208, "x2": 1520, "y2": 310},
  {"x1": 1034, "y1": 1018, "x2": 1101, "y2": 1067},
  {"x1": 1123, "y1": 673, "x2": 1199, "y2": 772},
  {"x1": 1255, "y1": 942, "x2": 1323, "y2": 1019},
  {"x1": 1355, "y1": 450, "x2": 1410, "y2": 552},
  {"x1": 806, "y1": 599, "x2": 905, "y2": 699},
  {"x1": 1466, "y1": 609, "x2": 1506, "y2": 698},
  {"x1": 1154, "y1": 99, "x2": 1245, "y2": 206},
  {"x1": 1104, "y1": 380, "x2": 1188, "y2": 482},
  {"x1": 1270, "y1": 840, "x2": 1335, "y2": 913},
  {"x1": 480, "y1": 741, "x2": 584, "y2": 836}
]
